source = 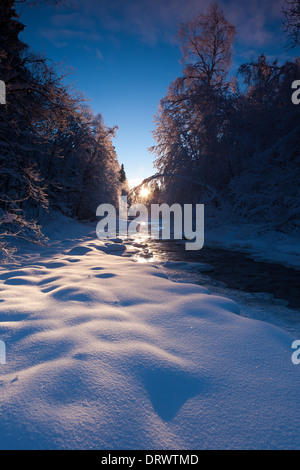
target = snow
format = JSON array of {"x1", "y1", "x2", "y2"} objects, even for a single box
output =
[
  {"x1": 205, "y1": 223, "x2": 300, "y2": 271},
  {"x1": 0, "y1": 214, "x2": 299, "y2": 450},
  {"x1": 156, "y1": 261, "x2": 300, "y2": 337}
]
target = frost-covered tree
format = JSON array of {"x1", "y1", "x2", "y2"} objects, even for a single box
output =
[
  {"x1": 151, "y1": 2, "x2": 236, "y2": 204},
  {"x1": 178, "y1": 2, "x2": 236, "y2": 86},
  {"x1": 227, "y1": 56, "x2": 300, "y2": 231},
  {"x1": 150, "y1": 3, "x2": 300, "y2": 232},
  {"x1": 119, "y1": 164, "x2": 126, "y2": 184},
  {"x1": 0, "y1": 0, "x2": 123, "y2": 256},
  {"x1": 0, "y1": 0, "x2": 49, "y2": 253},
  {"x1": 283, "y1": 0, "x2": 300, "y2": 48}
]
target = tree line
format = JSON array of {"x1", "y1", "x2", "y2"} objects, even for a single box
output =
[
  {"x1": 149, "y1": 2, "x2": 300, "y2": 233},
  {"x1": 0, "y1": 0, "x2": 127, "y2": 256}
]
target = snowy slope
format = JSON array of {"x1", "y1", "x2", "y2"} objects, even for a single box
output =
[{"x1": 0, "y1": 217, "x2": 299, "y2": 450}]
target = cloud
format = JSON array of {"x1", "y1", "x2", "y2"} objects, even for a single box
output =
[
  {"x1": 41, "y1": 0, "x2": 288, "y2": 52},
  {"x1": 95, "y1": 48, "x2": 104, "y2": 60},
  {"x1": 221, "y1": 0, "x2": 286, "y2": 47},
  {"x1": 76, "y1": 0, "x2": 286, "y2": 47},
  {"x1": 40, "y1": 25, "x2": 102, "y2": 48},
  {"x1": 78, "y1": 0, "x2": 212, "y2": 45}
]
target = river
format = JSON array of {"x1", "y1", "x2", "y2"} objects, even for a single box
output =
[{"x1": 126, "y1": 236, "x2": 300, "y2": 337}]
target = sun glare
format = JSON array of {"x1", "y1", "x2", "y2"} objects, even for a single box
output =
[{"x1": 140, "y1": 186, "x2": 150, "y2": 198}]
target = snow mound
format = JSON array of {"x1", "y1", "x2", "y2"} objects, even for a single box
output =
[{"x1": 0, "y1": 225, "x2": 299, "y2": 450}]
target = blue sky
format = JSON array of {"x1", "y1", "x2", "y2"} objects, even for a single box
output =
[{"x1": 16, "y1": 0, "x2": 299, "y2": 186}]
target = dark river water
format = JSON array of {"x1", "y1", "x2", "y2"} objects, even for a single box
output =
[{"x1": 129, "y1": 238, "x2": 300, "y2": 336}]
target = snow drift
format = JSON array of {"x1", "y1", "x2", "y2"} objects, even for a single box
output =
[{"x1": 0, "y1": 221, "x2": 299, "y2": 450}]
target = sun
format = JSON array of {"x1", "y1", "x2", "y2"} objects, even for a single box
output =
[{"x1": 140, "y1": 186, "x2": 150, "y2": 198}]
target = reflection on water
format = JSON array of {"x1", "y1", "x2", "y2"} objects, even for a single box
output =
[{"x1": 125, "y1": 234, "x2": 300, "y2": 337}]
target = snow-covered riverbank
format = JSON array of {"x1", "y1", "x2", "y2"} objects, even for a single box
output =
[
  {"x1": 0, "y1": 216, "x2": 299, "y2": 450},
  {"x1": 205, "y1": 222, "x2": 300, "y2": 270}
]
